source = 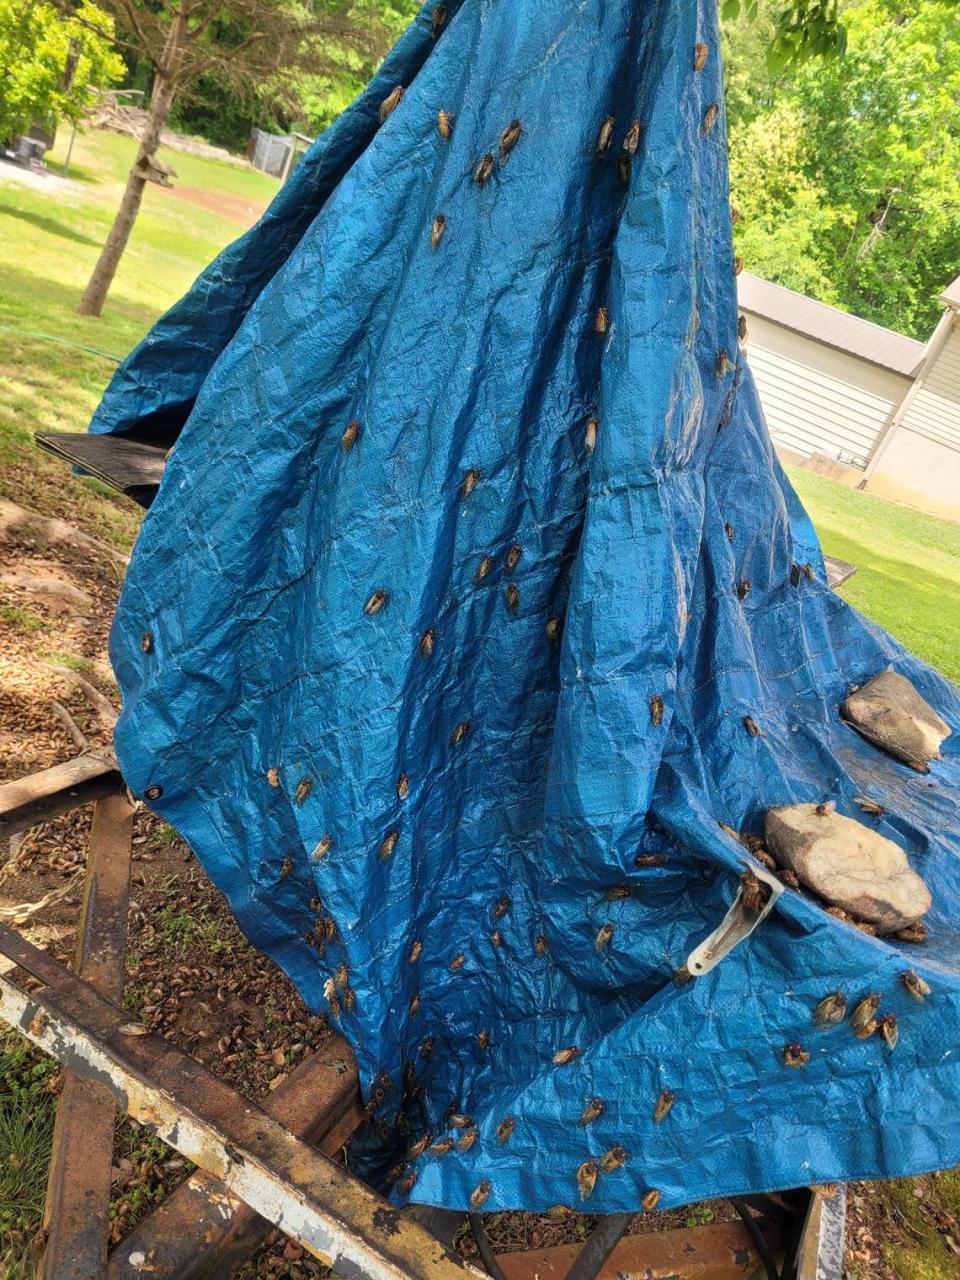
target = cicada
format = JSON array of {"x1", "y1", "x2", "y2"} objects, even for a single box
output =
[
  {"x1": 743, "y1": 716, "x2": 761, "y2": 738},
  {"x1": 457, "y1": 1126, "x2": 478, "y2": 1151},
  {"x1": 505, "y1": 583, "x2": 520, "y2": 613},
  {"x1": 475, "y1": 555, "x2": 494, "y2": 582},
  {"x1": 579, "y1": 1098, "x2": 604, "y2": 1125},
  {"x1": 499, "y1": 119, "x2": 522, "y2": 160},
  {"x1": 460, "y1": 468, "x2": 482, "y2": 498},
  {"x1": 855, "y1": 796, "x2": 885, "y2": 817},
  {"x1": 420, "y1": 628, "x2": 435, "y2": 659},
  {"x1": 595, "y1": 922, "x2": 614, "y2": 950},
  {"x1": 295, "y1": 777, "x2": 312, "y2": 805},
  {"x1": 850, "y1": 994, "x2": 881, "y2": 1036},
  {"x1": 470, "y1": 1180, "x2": 492, "y2": 1209},
  {"x1": 879, "y1": 1012, "x2": 898, "y2": 1051},
  {"x1": 450, "y1": 952, "x2": 466, "y2": 971},
  {"x1": 450, "y1": 721, "x2": 471, "y2": 747},
  {"x1": 577, "y1": 1160, "x2": 599, "y2": 1201},
  {"x1": 431, "y1": 213, "x2": 447, "y2": 250},
  {"x1": 596, "y1": 116, "x2": 616, "y2": 155},
  {"x1": 397, "y1": 773, "x2": 409, "y2": 801},
  {"x1": 342, "y1": 419, "x2": 360, "y2": 452},
  {"x1": 364, "y1": 588, "x2": 389, "y2": 615},
  {"x1": 475, "y1": 153, "x2": 495, "y2": 186},
  {"x1": 595, "y1": 306, "x2": 609, "y2": 334},
  {"x1": 546, "y1": 617, "x2": 563, "y2": 648},
  {"x1": 493, "y1": 895, "x2": 511, "y2": 921},
  {"x1": 408, "y1": 1133, "x2": 432, "y2": 1160},
  {"x1": 813, "y1": 993, "x2": 847, "y2": 1027},
  {"x1": 650, "y1": 694, "x2": 665, "y2": 726},
  {"x1": 701, "y1": 103, "x2": 719, "y2": 135},
  {"x1": 584, "y1": 417, "x2": 598, "y2": 454},
  {"x1": 693, "y1": 42, "x2": 709, "y2": 70},
  {"x1": 379, "y1": 86, "x2": 404, "y2": 123},
  {"x1": 408, "y1": 939, "x2": 422, "y2": 963},
  {"x1": 654, "y1": 1089, "x2": 676, "y2": 1122},
  {"x1": 600, "y1": 1145, "x2": 627, "y2": 1172},
  {"x1": 431, "y1": 4, "x2": 446, "y2": 37},
  {"x1": 783, "y1": 1042, "x2": 809, "y2": 1069},
  {"x1": 643, "y1": 1189, "x2": 661, "y2": 1212},
  {"x1": 506, "y1": 544, "x2": 523, "y2": 572},
  {"x1": 553, "y1": 1046, "x2": 581, "y2": 1065},
  {"x1": 496, "y1": 1115, "x2": 515, "y2": 1144},
  {"x1": 312, "y1": 834, "x2": 332, "y2": 861},
  {"x1": 267, "y1": 767, "x2": 280, "y2": 787},
  {"x1": 901, "y1": 970, "x2": 931, "y2": 1001},
  {"x1": 438, "y1": 110, "x2": 453, "y2": 140},
  {"x1": 379, "y1": 830, "x2": 399, "y2": 861},
  {"x1": 623, "y1": 120, "x2": 642, "y2": 155}
]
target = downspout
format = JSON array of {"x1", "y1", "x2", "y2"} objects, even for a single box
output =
[{"x1": 860, "y1": 306, "x2": 957, "y2": 487}]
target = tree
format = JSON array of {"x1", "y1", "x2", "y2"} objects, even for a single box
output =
[
  {"x1": 73, "y1": 0, "x2": 390, "y2": 317},
  {"x1": 0, "y1": 0, "x2": 123, "y2": 143},
  {"x1": 725, "y1": 0, "x2": 960, "y2": 338},
  {"x1": 169, "y1": 0, "x2": 420, "y2": 150}
]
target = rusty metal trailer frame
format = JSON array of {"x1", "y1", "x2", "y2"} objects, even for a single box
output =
[{"x1": 0, "y1": 750, "x2": 845, "y2": 1280}]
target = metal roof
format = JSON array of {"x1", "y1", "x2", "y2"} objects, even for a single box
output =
[
  {"x1": 940, "y1": 275, "x2": 960, "y2": 309},
  {"x1": 738, "y1": 273, "x2": 926, "y2": 378}
]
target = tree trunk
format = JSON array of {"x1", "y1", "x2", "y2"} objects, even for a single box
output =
[{"x1": 77, "y1": 15, "x2": 185, "y2": 317}]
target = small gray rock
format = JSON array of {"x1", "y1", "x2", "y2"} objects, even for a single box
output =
[
  {"x1": 842, "y1": 670, "x2": 950, "y2": 772},
  {"x1": 765, "y1": 803, "x2": 931, "y2": 931}
]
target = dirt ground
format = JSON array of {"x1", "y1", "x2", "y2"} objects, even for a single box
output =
[
  {"x1": 157, "y1": 182, "x2": 268, "y2": 227},
  {"x1": 0, "y1": 481, "x2": 957, "y2": 1278}
]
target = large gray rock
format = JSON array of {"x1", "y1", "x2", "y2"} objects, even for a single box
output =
[
  {"x1": 842, "y1": 670, "x2": 951, "y2": 773},
  {"x1": 765, "y1": 803, "x2": 931, "y2": 931}
]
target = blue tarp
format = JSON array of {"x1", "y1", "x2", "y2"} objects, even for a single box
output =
[{"x1": 90, "y1": 0, "x2": 960, "y2": 1214}]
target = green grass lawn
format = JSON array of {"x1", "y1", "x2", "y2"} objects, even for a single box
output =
[
  {"x1": 0, "y1": 128, "x2": 277, "y2": 548},
  {"x1": 788, "y1": 470, "x2": 960, "y2": 683}
]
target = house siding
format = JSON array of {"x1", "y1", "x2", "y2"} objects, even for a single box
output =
[
  {"x1": 898, "y1": 314, "x2": 960, "y2": 453},
  {"x1": 741, "y1": 314, "x2": 911, "y2": 469}
]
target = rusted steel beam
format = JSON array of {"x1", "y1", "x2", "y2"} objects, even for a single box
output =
[
  {"x1": 495, "y1": 1218, "x2": 784, "y2": 1280},
  {"x1": 0, "y1": 926, "x2": 479, "y2": 1280},
  {"x1": 39, "y1": 792, "x2": 134, "y2": 1280},
  {"x1": 108, "y1": 1035, "x2": 365, "y2": 1280},
  {"x1": 0, "y1": 753, "x2": 123, "y2": 839}
]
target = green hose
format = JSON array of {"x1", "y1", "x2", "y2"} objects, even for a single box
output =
[{"x1": 0, "y1": 328, "x2": 122, "y2": 363}]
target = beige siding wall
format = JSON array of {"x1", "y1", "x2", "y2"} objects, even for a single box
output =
[
  {"x1": 899, "y1": 315, "x2": 960, "y2": 451},
  {"x1": 865, "y1": 427, "x2": 960, "y2": 522},
  {"x1": 741, "y1": 313, "x2": 911, "y2": 469}
]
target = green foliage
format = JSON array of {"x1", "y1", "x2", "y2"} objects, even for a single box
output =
[
  {"x1": 727, "y1": 0, "x2": 960, "y2": 338},
  {"x1": 722, "y1": 0, "x2": 847, "y2": 69},
  {"x1": 0, "y1": 0, "x2": 124, "y2": 141},
  {"x1": 174, "y1": 0, "x2": 423, "y2": 145}
]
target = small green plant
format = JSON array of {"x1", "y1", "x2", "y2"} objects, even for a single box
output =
[
  {"x1": 0, "y1": 1032, "x2": 59, "y2": 1277},
  {"x1": 0, "y1": 603, "x2": 46, "y2": 632},
  {"x1": 685, "y1": 1204, "x2": 716, "y2": 1228}
]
